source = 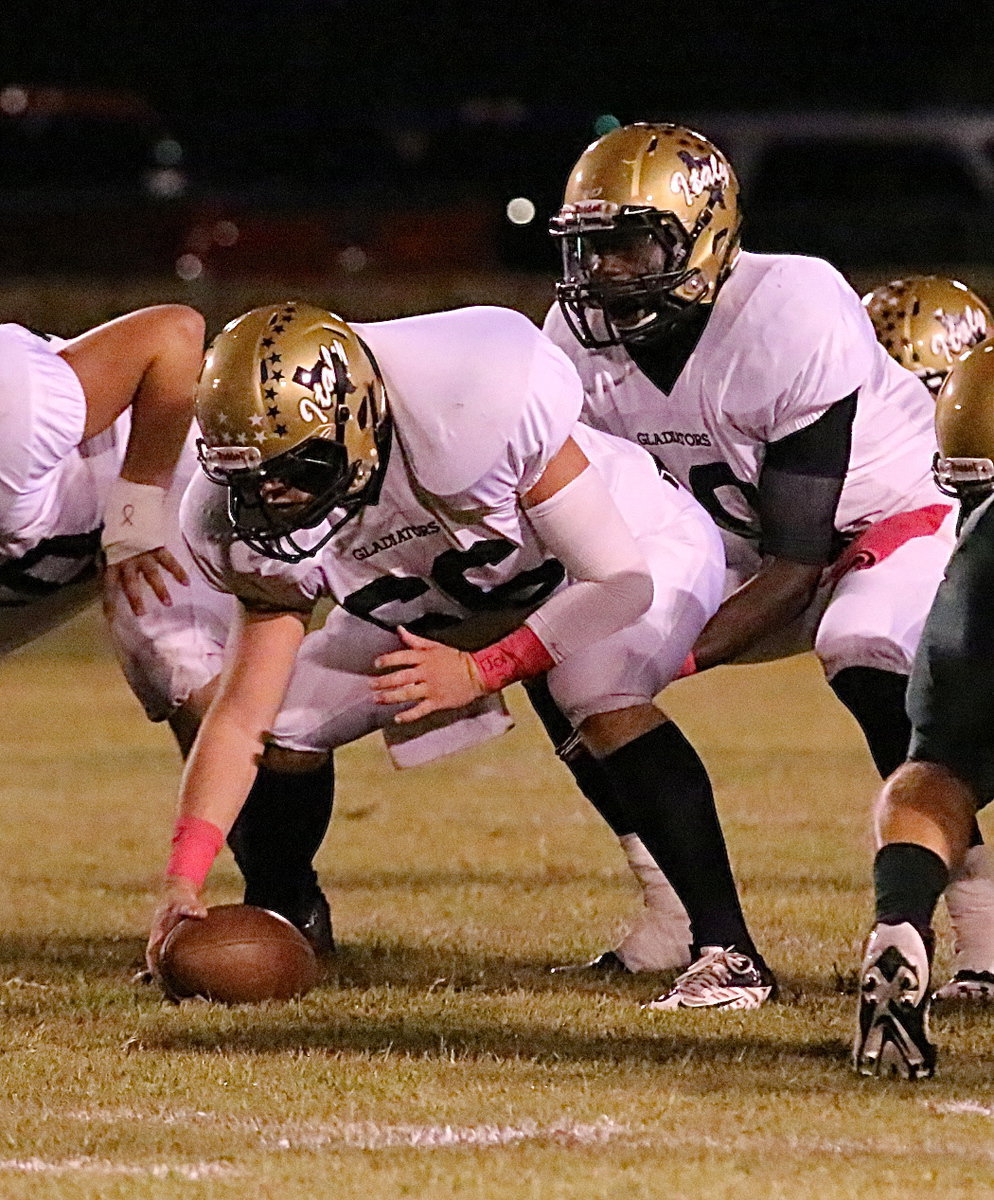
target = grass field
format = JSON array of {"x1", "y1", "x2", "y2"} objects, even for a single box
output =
[{"x1": 2, "y1": 606, "x2": 994, "y2": 1199}]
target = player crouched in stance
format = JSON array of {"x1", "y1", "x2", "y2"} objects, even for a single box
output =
[
  {"x1": 146, "y1": 301, "x2": 776, "y2": 1012},
  {"x1": 854, "y1": 338, "x2": 994, "y2": 1079},
  {"x1": 540, "y1": 123, "x2": 994, "y2": 1004},
  {"x1": 863, "y1": 276, "x2": 994, "y2": 1004},
  {"x1": 0, "y1": 309, "x2": 336, "y2": 951},
  {"x1": 0, "y1": 307, "x2": 203, "y2": 634}
]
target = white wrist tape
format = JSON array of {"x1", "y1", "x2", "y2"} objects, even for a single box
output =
[
  {"x1": 523, "y1": 464, "x2": 653, "y2": 663},
  {"x1": 101, "y1": 478, "x2": 168, "y2": 565}
]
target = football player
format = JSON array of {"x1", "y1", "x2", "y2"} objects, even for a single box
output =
[
  {"x1": 854, "y1": 337, "x2": 994, "y2": 1078},
  {"x1": 0, "y1": 309, "x2": 338, "y2": 953},
  {"x1": 0, "y1": 307, "x2": 202, "y2": 635},
  {"x1": 861, "y1": 275, "x2": 994, "y2": 1002},
  {"x1": 540, "y1": 122, "x2": 993, "y2": 1006},
  {"x1": 147, "y1": 301, "x2": 778, "y2": 1011},
  {"x1": 863, "y1": 276, "x2": 992, "y2": 397},
  {"x1": 0, "y1": 307, "x2": 239, "y2": 751}
]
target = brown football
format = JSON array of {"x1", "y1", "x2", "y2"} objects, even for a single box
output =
[{"x1": 158, "y1": 904, "x2": 320, "y2": 1004}]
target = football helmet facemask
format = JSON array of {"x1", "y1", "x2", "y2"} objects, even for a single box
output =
[
  {"x1": 934, "y1": 337, "x2": 994, "y2": 510},
  {"x1": 550, "y1": 123, "x2": 741, "y2": 348},
  {"x1": 195, "y1": 302, "x2": 389, "y2": 563},
  {"x1": 863, "y1": 276, "x2": 992, "y2": 397}
]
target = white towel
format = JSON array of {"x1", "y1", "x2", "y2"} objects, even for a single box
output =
[{"x1": 382, "y1": 691, "x2": 514, "y2": 768}]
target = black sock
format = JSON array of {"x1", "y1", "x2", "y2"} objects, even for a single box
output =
[
  {"x1": 524, "y1": 677, "x2": 633, "y2": 836},
  {"x1": 831, "y1": 667, "x2": 987, "y2": 850},
  {"x1": 227, "y1": 756, "x2": 335, "y2": 914},
  {"x1": 601, "y1": 722, "x2": 759, "y2": 958},
  {"x1": 874, "y1": 842, "x2": 949, "y2": 937},
  {"x1": 829, "y1": 666, "x2": 912, "y2": 779}
]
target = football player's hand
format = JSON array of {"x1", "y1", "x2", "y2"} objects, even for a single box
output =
[
  {"x1": 146, "y1": 876, "x2": 207, "y2": 974},
  {"x1": 104, "y1": 547, "x2": 189, "y2": 619},
  {"x1": 371, "y1": 626, "x2": 485, "y2": 723}
]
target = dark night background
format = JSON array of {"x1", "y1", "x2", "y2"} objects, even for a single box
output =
[{"x1": 1, "y1": 1, "x2": 993, "y2": 284}]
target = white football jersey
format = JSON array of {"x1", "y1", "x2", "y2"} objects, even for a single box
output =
[
  {"x1": 0, "y1": 324, "x2": 128, "y2": 608},
  {"x1": 184, "y1": 306, "x2": 705, "y2": 631},
  {"x1": 543, "y1": 252, "x2": 943, "y2": 544}
]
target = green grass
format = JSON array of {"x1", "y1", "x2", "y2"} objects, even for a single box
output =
[{"x1": 1, "y1": 607, "x2": 993, "y2": 1199}]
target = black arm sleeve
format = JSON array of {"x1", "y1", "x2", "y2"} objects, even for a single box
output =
[{"x1": 757, "y1": 392, "x2": 857, "y2": 564}]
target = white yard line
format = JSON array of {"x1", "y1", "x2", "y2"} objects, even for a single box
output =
[
  {"x1": 0, "y1": 1157, "x2": 239, "y2": 1179},
  {"x1": 43, "y1": 1106, "x2": 994, "y2": 1161},
  {"x1": 270, "y1": 1117, "x2": 632, "y2": 1150},
  {"x1": 924, "y1": 1100, "x2": 994, "y2": 1118},
  {"x1": 63, "y1": 1109, "x2": 632, "y2": 1150}
]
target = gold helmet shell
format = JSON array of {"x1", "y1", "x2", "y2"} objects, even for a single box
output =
[
  {"x1": 863, "y1": 276, "x2": 992, "y2": 396},
  {"x1": 195, "y1": 301, "x2": 389, "y2": 562},
  {"x1": 934, "y1": 336, "x2": 994, "y2": 503},
  {"x1": 551, "y1": 123, "x2": 741, "y2": 347}
]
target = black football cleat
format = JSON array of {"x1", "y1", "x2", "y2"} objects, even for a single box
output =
[
  {"x1": 549, "y1": 950, "x2": 632, "y2": 975},
  {"x1": 246, "y1": 885, "x2": 335, "y2": 957},
  {"x1": 854, "y1": 922, "x2": 936, "y2": 1080},
  {"x1": 292, "y1": 889, "x2": 335, "y2": 957}
]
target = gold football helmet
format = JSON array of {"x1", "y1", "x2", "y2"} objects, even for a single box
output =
[
  {"x1": 196, "y1": 301, "x2": 389, "y2": 562},
  {"x1": 550, "y1": 122, "x2": 741, "y2": 347},
  {"x1": 863, "y1": 276, "x2": 992, "y2": 396},
  {"x1": 934, "y1": 336, "x2": 994, "y2": 509}
]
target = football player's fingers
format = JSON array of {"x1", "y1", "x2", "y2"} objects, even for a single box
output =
[
  {"x1": 370, "y1": 665, "x2": 422, "y2": 691},
  {"x1": 392, "y1": 698, "x2": 436, "y2": 724},
  {"x1": 146, "y1": 901, "x2": 206, "y2": 971},
  {"x1": 101, "y1": 564, "x2": 120, "y2": 617},
  {"x1": 117, "y1": 562, "x2": 147, "y2": 618},
  {"x1": 396, "y1": 625, "x2": 437, "y2": 650},
  {"x1": 153, "y1": 546, "x2": 190, "y2": 587},
  {"x1": 373, "y1": 649, "x2": 424, "y2": 672},
  {"x1": 138, "y1": 560, "x2": 174, "y2": 608},
  {"x1": 372, "y1": 680, "x2": 427, "y2": 706},
  {"x1": 145, "y1": 927, "x2": 168, "y2": 972}
]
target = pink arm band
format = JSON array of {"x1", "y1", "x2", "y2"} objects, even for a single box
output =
[
  {"x1": 166, "y1": 815, "x2": 225, "y2": 889},
  {"x1": 470, "y1": 625, "x2": 555, "y2": 692},
  {"x1": 674, "y1": 652, "x2": 697, "y2": 680}
]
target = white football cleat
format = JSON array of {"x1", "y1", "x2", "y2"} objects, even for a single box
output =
[
  {"x1": 643, "y1": 946, "x2": 777, "y2": 1012},
  {"x1": 932, "y1": 969, "x2": 994, "y2": 1003},
  {"x1": 935, "y1": 844, "x2": 994, "y2": 1003}
]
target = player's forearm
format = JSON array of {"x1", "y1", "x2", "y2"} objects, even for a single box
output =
[
  {"x1": 120, "y1": 405, "x2": 192, "y2": 490},
  {"x1": 166, "y1": 607, "x2": 307, "y2": 884},
  {"x1": 522, "y1": 461, "x2": 653, "y2": 663},
  {"x1": 163, "y1": 709, "x2": 269, "y2": 888},
  {"x1": 691, "y1": 557, "x2": 822, "y2": 671},
  {"x1": 119, "y1": 313, "x2": 204, "y2": 488},
  {"x1": 176, "y1": 708, "x2": 266, "y2": 837}
]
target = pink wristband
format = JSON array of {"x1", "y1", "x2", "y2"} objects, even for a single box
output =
[
  {"x1": 470, "y1": 625, "x2": 555, "y2": 692},
  {"x1": 166, "y1": 815, "x2": 224, "y2": 889},
  {"x1": 674, "y1": 652, "x2": 697, "y2": 680}
]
